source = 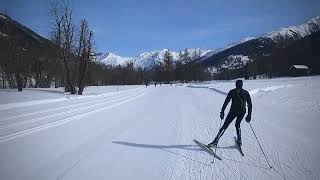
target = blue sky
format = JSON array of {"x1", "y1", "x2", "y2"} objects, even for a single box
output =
[{"x1": 1, "y1": 0, "x2": 319, "y2": 56}]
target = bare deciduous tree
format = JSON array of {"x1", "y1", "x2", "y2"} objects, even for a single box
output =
[
  {"x1": 76, "y1": 19, "x2": 93, "y2": 95},
  {"x1": 50, "y1": 0, "x2": 76, "y2": 94}
]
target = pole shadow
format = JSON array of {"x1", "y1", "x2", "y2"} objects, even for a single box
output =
[
  {"x1": 112, "y1": 141, "x2": 215, "y2": 166},
  {"x1": 112, "y1": 141, "x2": 239, "y2": 166},
  {"x1": 112, "y1": 141, "x2": 198, "y2": 151},
  {"x1": 112, "y1": 141, "x2": 271, "y2": 170}
]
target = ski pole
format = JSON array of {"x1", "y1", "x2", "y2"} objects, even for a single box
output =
[
  {"x1": 249, "y1": 122, "x2": 273, "y2": 169},
  {"x1": 212, "y1": 119, "x2": 223, "y2": 163}
]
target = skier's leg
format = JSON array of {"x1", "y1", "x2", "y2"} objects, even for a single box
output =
[
  {"x1": 209, "y1": 112, "x2": 236, "y2": 146},
  {"x1": 235, "y1": 113, "x2": 245, "y2": 145}
]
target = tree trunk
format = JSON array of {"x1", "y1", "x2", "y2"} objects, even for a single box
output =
[
  {"x1": 15, "y1": 73, "x2": 23, "y2": 91},
  {"x1": 62, "y1": 58, "x2": 76, "y2": 94},
  {"x1": 1, "y1": 67, "x2": 5, "y2": 88}
]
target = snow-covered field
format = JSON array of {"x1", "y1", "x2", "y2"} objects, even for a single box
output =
[
  {"x1": 0, "y1": 76, "x2": 319, "y2": 180},
  {"x1": 0, "y1": 85, "x2": 142, "y2": 108}
]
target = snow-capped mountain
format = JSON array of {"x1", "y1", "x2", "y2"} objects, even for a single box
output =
[
  {"x1": 133, "y1": 48, "x2": 210, "y2": 69},
  {"x1": 96, "y1": 52, "x2": 133, "y2": 66},
  {"x1": 265, "y1": 16, "x2": 320, "y2": 41},
  {"x1": 201, "y1": 37, "x2": 255, "y2": 61},
  {"x1": 96, "y1": 48, "x2": 211, "y2": 69},
  {"x1": 202, "y1": 16, "x2": 320, "y2": 70},
  {"x1": 94, "y1": 16, "x2": 320, "y2": 70}
]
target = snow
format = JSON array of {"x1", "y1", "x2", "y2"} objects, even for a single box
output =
[
  {"x1": 95, "y1": 53, "x2": 133, "y2": 66},
  {"x1": 220, "y1": 54, "x2": 250, "y2": 69},
  {"x1": 0, "y1": 76, "x2": 320, "y2": 179},
  {"x1": 96, "y1": 48, "x2": 211, "y2": 68},
  {"x1": 0, "y1": 31, "x2": 8, "y2": 37},
  {"x1": 0, "y1": 14, "x2": 7, "y2": 20},
  {"x1": 290, "y1": 65, "x2": 309, "y2": 69},
  {"x1": 0, "y1": 85, "x2": 142, "y2": 107},
  {"x1": 265, "y1": 16, "x2": 320, "y2": 41},
  {"x1": 133, "y1": 48, "x2": 209, "y2": 68},
  {"x1": 201, "y1": 37, "x2": 255, "y2": 61},
  {"x1": 225, "y1": 37, "x2": 256, "y2": 48},
  {"x1": 248, "y1": 85, "x2": 293, "y2": 95}
]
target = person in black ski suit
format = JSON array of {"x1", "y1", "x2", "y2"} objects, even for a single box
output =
[{"x1": 208, "y1": 80, "x2": 252, "y2": 147}]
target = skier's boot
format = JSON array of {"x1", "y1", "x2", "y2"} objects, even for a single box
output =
[
  {"x1": 207, "y1": 138, "x2": 218, "y2": 147},
  {"x1": 208, "y1": 129, "x2": 225, "y2": 147},
  {"x1": 236, "y1": 127, "x2": 242, "y2": 146}
]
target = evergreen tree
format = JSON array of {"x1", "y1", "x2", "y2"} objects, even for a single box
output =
[
  {"x1": 163, "y1": 50, "x2": 174, "y2": 83},
  {"x1": 182, "y1": 48, "x2": 191, "y2": 64}
]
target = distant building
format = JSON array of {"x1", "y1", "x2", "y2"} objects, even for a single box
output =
[{"x1": 289, "y1": 65, "x2": 310, "y2": 77}]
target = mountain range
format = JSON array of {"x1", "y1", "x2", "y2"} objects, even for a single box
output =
[
  {"x1": 95, "y1": 48, "x2": 211, "y2": 69},
  {"x1": 201, "y1": 16, "x2": 320, "y2": 71},
  {"x1": 1, "y1": 12, "x2": 319, "y2": 73},
  {"x1": 96, "y1": 16, "x2": 320, "y2": 71}
]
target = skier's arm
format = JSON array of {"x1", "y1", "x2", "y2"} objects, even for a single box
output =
[
  {"x1": 246, "y1": 92, "x2": 252, "y2": 116},
  {"x1": 221, "y1": 91, "x2": 232, "y2": 112}
]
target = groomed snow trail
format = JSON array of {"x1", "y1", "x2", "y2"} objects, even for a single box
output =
[{"x1": 0, "y1": 77, "x2": 320, "y2": 180}]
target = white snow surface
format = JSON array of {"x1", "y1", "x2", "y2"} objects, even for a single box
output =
[
  {"x1": 0, "y1": 85, "x2": 141, "y2": 108},
  {"x1": 0, "y1": 76, "x2": 320, "y2": 180}
]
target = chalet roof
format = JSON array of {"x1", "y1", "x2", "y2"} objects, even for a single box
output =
[{"x1": 290, "y1": 65, "x2": 309, "y2": 70}]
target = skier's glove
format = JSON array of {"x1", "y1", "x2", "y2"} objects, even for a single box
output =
[
  {"x1": 245, "y1": 115, "x2": 251, "y2": 122},
  {"x1": 220, "y1": 112, "x2": 224, "y2": 120}
]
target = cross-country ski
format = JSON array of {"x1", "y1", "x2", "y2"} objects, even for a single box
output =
[{"x1": 193, "y1": 140, "x2": 222, "y2": 161}]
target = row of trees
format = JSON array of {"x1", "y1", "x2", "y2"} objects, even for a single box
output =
[
  {"x1": 145, "y1": 49, "x2": 211, "y2": 84},
  {"x1": 0, "y1": 11, "x2": 57, "y2": 91},
  {"x1": 86, "y1": 49, "x2": 212, "y2": 86},
  {"x1": 0, "y1": 0, "x2": 94, "y2": 94},
  {"x1": 1, "y1": 1, "x2": 212, "y2": 92}
]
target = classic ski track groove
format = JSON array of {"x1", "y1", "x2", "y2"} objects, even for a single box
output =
[
  {"x1": 0, "y1": 89, "x2": 145, "y2": 129},
  {"x1": 1, "y1": 87, "x2": 143, "y2": 122},
  {"x1": 0, "y1": 90, "x2": 149, "y2": 143}
]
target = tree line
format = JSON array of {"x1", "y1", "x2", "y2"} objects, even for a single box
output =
[
  {"x1": 0, "y1": 3, "x2": 212, "y2": 93},
  {"x1": 86, "y1": 49, "x2": 211, "y2": 86},
  {"x1": 0, "y1": 0, "x2": 94, "y2": 94}
]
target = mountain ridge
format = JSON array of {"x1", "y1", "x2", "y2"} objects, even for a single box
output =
[{"x1": 202, "y1": 16, "x2": 320, "y2": 70}]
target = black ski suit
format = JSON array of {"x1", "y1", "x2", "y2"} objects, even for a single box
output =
[
  {"x1": 213, "y1": 88, "x2": 252, "y2": 143},
  {"x1": 221, "y1": 88, "x2": 252, "y2": 129}
]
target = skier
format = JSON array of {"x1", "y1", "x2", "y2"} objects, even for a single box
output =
[{"x1": 208, "y1": 80, "x2": 252, "y2": 147}]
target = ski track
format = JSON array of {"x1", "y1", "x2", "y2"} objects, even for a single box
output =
[
  {"x1": 0, "y1": 87, "x2": 144, "y2": 122},
  {"x1": 0, "y1": 88, "x2": 145, "y2": 130},
  {"x1": 0, "y1": 88, "x2": 149, "y2": 143},
  {"x1": 0, "y1": 78, "x2": 319, "y2": 180}
]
